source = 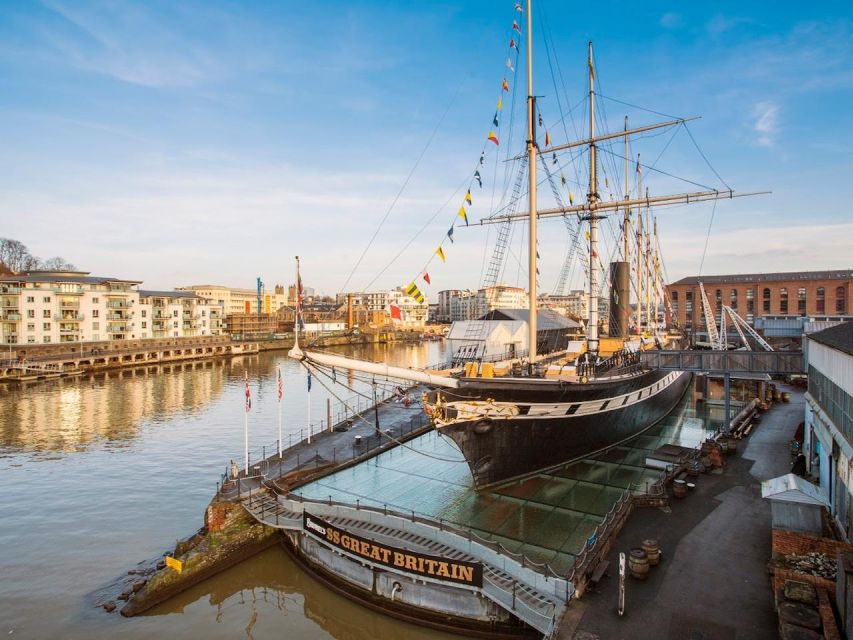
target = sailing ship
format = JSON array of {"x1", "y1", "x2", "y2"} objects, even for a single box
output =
[{"x1": 290, "y1": 2, "x2": 761, "y2": 489}]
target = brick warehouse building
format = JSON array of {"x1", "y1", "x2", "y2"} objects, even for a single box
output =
[{"x1": 665, "y1": 269, "x2": 853, "y2": 338}]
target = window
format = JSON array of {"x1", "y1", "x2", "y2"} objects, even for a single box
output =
[
  {"x1": 671, "y1": 291, "x2": 679, "y2": 302},
  {"x1": 43, "y1": 310, "x2": 51, "y2": 318},
  {"x1": 26, "y1": 296, "x2": 34, "y2": 303},
  {"x1": 141, "y1": 321, "x2": 147, "y2": 328},
  {"x1": 27, "y1": 336, "x2": 35, "y2": 344},
  {"x1": 92, "y1": 297, "x2": 99, "y2": 303},
  {"x1": 173, "y1": 310, "x2": 178, "y2": 317},
  {"x1": 43, "y1": 296, "x2": 51, "y2": 303},
  {"x1": 92, "y1": 334, "x2": 99, "y2": 341},
  {"x1": 837, "y1": 286, "x2": 847, "y2": 314},
  {"x1": 92, "y1": 310, "x2": 99, "y2": 318},
  {"x1": 43, "y1": 336, "x2": 51, "y2": 343},
  {"x1": 763, "y1": 288, "x2": 771, "y2": 313},
  {"x1": 173, "y1": 321, "x2": 178, "y2": 328},
  {"x1": 141, "y1": 310, "x2": 147, "y2": 318},
  {"x1": 27, "y1": 310, "x2": 35, "y2": 318},
  {"x1": 92, "y1": 322, "x2": 99, "y2": 330},
  {"x1": 43, "y1": 322, "x2": 51, "y2": 331},
  {"x1": 797, "y1": 287, "x2": 806, "y2": 315},
  {"x1": 27, "y1": 323, "x2": 34, "y2": 332},
  {"x1": 730, "y1": 288, "x2": 738, "y2": 310},
  {"x1": 817, "y1": 287, "x2": 825, "y2": 314},
  {"x1": 780, "y1": 288, "x2": 788, "y2": 314}
]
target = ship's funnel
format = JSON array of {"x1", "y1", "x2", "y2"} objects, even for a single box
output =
[{"x1": 609, "y1": 261, "x2": 630, "y2": 338}]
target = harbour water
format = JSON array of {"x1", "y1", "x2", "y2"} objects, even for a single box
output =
[
  {"x1": 0, "y1": 341, "x2": 731, "y2": 638},
  {"x1": 0, "y1": 342, "x2": 462, "y2": 640}
]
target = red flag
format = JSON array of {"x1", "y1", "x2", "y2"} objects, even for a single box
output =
[
  {"x1": 545, "y1": 131, "x2": 551, "y2": 147},
  {"x1": 514, "y1": 2, "x2": 523, "y2": 11},
  {"x1": 488, "y1": 130, "x2": 499, "y2": 145},
  {"x1": 509, "y1": 38, "x2": 517, "y2": 49},
  {"x1": 389, "y1": 304, "x2": 402, "y2": 321},
  {"x1": 277, "y1": 368, "x2": 283, "y2": 401},
  {"x1": 245, "y1": 378, "x2": 252, "y2": 412},
  {"x1": 512, "y1": 20, "x2": 521, "y2": 33},
  {"x1": 423, "y1": 272, "x2": 431, "y2": 285}
]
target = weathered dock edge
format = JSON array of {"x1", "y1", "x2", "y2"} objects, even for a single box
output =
[{"x1": 120, "y1": 505, "x2": 276, "y2": 617}]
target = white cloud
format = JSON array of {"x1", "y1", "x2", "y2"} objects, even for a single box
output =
[{"x1": 752, "y1": 101, "x2": 779, "y2": 147}]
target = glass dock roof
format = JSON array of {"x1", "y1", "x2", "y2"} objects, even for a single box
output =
[{"x1": 296, "y1": 383, "x2": 726, "y2": 575}]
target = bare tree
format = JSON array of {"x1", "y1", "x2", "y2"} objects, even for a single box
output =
[
  {"x1": 0, "y1": 238, "x2": 34, "y2": 273},
  {"x1": 0, "y1": 239, "x2": 76, "y2": 273},
  {"x1": 40, "y1": 256, "x2": 77, "y2": 271}
]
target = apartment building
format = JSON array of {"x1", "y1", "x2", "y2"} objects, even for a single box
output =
[
  {"x1": 538, "y1": 290, "x2": 589, "y2": 320},
  {"x1": 178, "y1": 284, "x2": 289, "y2": 316},
  {"x1": 0, "y1": 271, "x2": 222, "y2": 345},
  {"x1": 334, "y1": 291, "x2": 389, "y2": 312}
]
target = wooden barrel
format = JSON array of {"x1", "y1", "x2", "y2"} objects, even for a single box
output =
[
  {"x1": 641, "y1": 539, "x2": 661, "y2": 566},
  {"x1": 672, "y1": 479, "x2": 687, "y2": 498},
  {"x1": 687, "y1": 461, "x2": 701, "y2": 477},
  {"x1": 628, "y1": 548, "x2": 649, "y2": 580},
  {"x1": 726, "y1": 437, "x2": 738, "y2": 453},
  {"x1": 772, "y1": 390, "x2": 781, "y2": 402},
  {"x1": 781, "y1": 392, "x2": 791, "y2": 403}
]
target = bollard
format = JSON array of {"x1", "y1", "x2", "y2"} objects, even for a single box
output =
[
  {"x1": 356, "y1": 499, "x2": 360, "y2": 510},
  {"x1": 618, "y1": 552, "x2": 626, "y2": 616},
  {"x1": 333, "y1": 447, "x2": 336, "y2": 464}
]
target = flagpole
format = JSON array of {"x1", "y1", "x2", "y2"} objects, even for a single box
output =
[
  {"x1": 277, "y1": 366, "x2": 283, "y2": 458},
  {"x1": 294, "y1": 256, "x2": 301, "y2": 350},
  {"x1": 307, "y1": 376, "x2": 312, "y2": 445},
  {"x1": 244, "y1": 371, "x2": 249, "y2": 475}
]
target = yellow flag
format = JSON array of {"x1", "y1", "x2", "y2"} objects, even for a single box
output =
[
  {"x1": 405, "y1": 282, "x2": 425, "y2": 303},
  {"x1": 584, "y1": 230, "x2": 590, "y2": 241},
  {"x1": 458, "y1": 206, "x2": 468, "y2": 226},
  {"x1": 569, "y1": 191, "x2": 575, "y2": 205},
  {"x1": 436, "y1": 247, "x2": 446, "y2": 263},
  {"x1": 165, "y1": 556, "x2": 183, "y2": 573},
  {"x1": 497, "y1": 97, "x2": 503, "y2": 111},
  {"x1": 465, "y1": 190, "x2": 472, "y2": 205}
]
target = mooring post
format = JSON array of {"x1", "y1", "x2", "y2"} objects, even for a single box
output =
[
  {"x1": 723, "y1": 372, "x2": 731, "y2": 432},
  {"x1": 512, "y1": 580, "x2": 517, "y2": 610},
  {"x1": 618, "y1": 552, "x2": 626, "y2": 616}
]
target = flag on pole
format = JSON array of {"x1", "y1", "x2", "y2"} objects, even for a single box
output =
[
  {"x1": 488, "y1": 130, "x2": 499, "y2": 145},
  {"x1": 496, "y1": 97, "x2": 503, "y2": 110},
  {"x1": 502, "y1": 78, "x2": 509, "y2": 92},
  {"x1": 447, "y1": 226, "x2": 455, "y2": 243},
  {"x1": 506, "y1": 58, "x2": 514, "y2": 72},
  {"x1": 512, "y1": 20, "x2": 521, "y2": 33},
  {"x1": 474, "y1": 170, "x2": 482, "y2": 187},
  {"x1": 277, "y1": 368, "x2": 283, "y2": 402},
  {"x1": 514, "y1": 2, "x2": 523, "y2": 11},
  {"x1": 545, "y1": 131, "x2": 551, "y2": 147},
  {"x1": 560, "y1": 172, "x2": 566, "y2": 186},
  {"x1": 492, "y1": 112, "x2": 499, "y2": 127},
  {"x1": 509, "y1": 38, "x2": 517, "y2": 50},
  {"x1": 479, "y1": 152, "x2": 485, "y2": 165},
  {"x1": 388, "y1": 304, "x2": 402, "y2": 321},
  {"x1": 423, "y1": 272, "x2": 431, "y2": 285},
  {"x1": 307, "y1": 372, "x2": 312, "y2": 392},
  {"x1": 458, "y1": 206, "x2": 469, "y2": 226},
  {"x1": 465, "y1": 190, "x2": 472, "y2": 205},
  {"x1": 245, "y1": 375, "x2": 252, "y2": 412},
  {"x1": 435, "y1": 247, "x2": 446, "y2": 263}
]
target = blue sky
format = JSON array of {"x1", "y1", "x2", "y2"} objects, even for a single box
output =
[{"x1": 0, "y1": 1, "x2": 851, "y2": 295}]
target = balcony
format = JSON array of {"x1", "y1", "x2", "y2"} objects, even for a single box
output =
[
  {"x1": 2, "y1": 312, "x2": 21, "y2": 321},
  {"x1": 0, "y1": 287, "x2": 21, "y2": 294},
  {"x1": 60, "y1": 301, "x2": 80, "y2": 309},
  {"x1": 54, "y1": 313, "x2": 84, "y2": 322},
  {"x1": 59, "y1": 327, "x2": 79, "y2": 335},
  {"x1": 1, "y1": 301, "x2": 20, "y2": 309},
  {"x1": 106, "y1": 300, "x2": 130, "y2": 309},
  {"x1": 106, "y1": 312, "x2": 128, "y2": 320}
]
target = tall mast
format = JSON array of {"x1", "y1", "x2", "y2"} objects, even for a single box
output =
[
  {"x1": 645, "y1": 194, "x2": 652, "y2": 331},
  {"x1": 635, "y1": 154, "x2": 643, "y2": 335},
  {"x1": 586, "y1": 42, "x2": 599, "y2": 355},
  {"x1": 623, "y1": 116, "x2": 630, "y2": 262},
  {"x1": 526, "y1": 0, "x2": 538, "y2": 364}
]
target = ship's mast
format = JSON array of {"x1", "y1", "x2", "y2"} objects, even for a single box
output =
[
  {"x1": 623, "y1": 116, "x2": 630, "y2": 263},
  {"x1": 586, "y1": 41, "x2": 599, "y2": 355},
  {"x1": 526, "y1": 0, "x2": 538, "y2": 364},
  {"x1": 635, "y1": 154, "x2": 643, "y2": 335}
]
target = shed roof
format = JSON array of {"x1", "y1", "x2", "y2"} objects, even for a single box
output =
[
  {"x1": 761, "y1": 473, "x2": 828, "y2": 506},
  {"x1": 808, "y1": 321, "x2": 853, "y2": 357},
  {"x1": 479, "y1": 308, "x2": 580, "y2": 330}
]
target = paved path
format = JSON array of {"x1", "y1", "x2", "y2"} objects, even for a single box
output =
[
  {"x1": 220, "y1": 387, "x2": 431, "y2": 499},
  {"x1": 560, "y1": 382, "x2": 804, "y2": 640}
]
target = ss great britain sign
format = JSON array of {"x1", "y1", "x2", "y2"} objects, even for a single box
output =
[{"x1": 303, "y1": 512, "x2": 483, "y2": 587}]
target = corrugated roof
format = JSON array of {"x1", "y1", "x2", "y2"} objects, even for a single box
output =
[
  {"x1": 808, "y1": 320, "x2": 853, "y2": 357},
  {"x1": 669, "y1": 269, "x2": 853, "y2": 286},
  {"x1": 761, "y1": 473, "x2": 828, "y2": 506},
  {"x1": 479, "y1": 308, "x2": 580, "y2": 330}
]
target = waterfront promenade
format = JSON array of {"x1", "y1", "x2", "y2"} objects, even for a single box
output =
[{"x1": 558, "y1": 383, "x2": 803, "y2": 639}]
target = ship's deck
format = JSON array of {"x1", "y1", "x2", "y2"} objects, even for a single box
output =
[{"x1": 295, "y1": 380, "x2": 732, "y2": 575}]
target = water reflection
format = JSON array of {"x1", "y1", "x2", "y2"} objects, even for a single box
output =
[{"x1": 146, "y1": 545, "x2": 461, "y2": 640}]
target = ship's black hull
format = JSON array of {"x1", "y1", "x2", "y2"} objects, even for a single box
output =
[{"x1": 435, "y1": 369, "x2": 692, "y2": 489}]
